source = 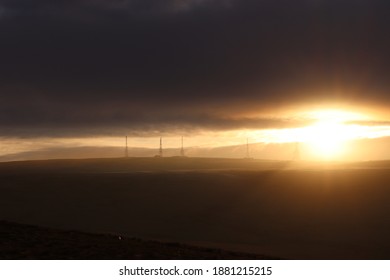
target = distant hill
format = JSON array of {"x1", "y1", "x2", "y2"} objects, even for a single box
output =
[
  {"x1": 1, "y1": 156, "x2": 390, "y2": 175},
  {"x1": 0, "y1": 142, "x2": 297, "y2": 162},
  {"x1": 1, "y1": 136, "x2": 390, "y2": 163}
]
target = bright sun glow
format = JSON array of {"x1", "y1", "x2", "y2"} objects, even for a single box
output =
[
  {"x1": 249, "y1": 109, "x2": 381, "y2": 160},
  {"x1": 303, "y1": 120, "x2": 348, "y2": 158},
  {"x1": 296, "y1": 110, "x2": 367, "y2": 159},
  {"x1": 300, "y1": 110, "x2": 364, "y2": 158},
  {"x1": 293, "y1": 110, "x2": 371, "y2": 159}
]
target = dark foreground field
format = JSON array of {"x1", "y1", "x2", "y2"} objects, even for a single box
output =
[
  {"x1": 0, "y1": 221, "x2": 275, "y2": 259},
  {"x1": 1, "y1": 157, "x2": 390, "y2": 259}
]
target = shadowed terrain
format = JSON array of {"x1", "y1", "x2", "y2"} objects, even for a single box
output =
[
  {"x1": 0, "y1": 221, "x2": 277, "y2": 260},
  {"x1": 1, "y1": 157, "x2": 390, "y2": 259}
]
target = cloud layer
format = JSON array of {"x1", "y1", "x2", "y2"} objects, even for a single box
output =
[{"x1": 1, "y1": 0, "x2": 389, "y2": 137}]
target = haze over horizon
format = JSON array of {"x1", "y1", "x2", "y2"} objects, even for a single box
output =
[{"x1": 1, "y1": 0, "x2": 390, "y2": 161}]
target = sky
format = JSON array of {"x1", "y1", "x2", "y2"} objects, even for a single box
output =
[{"x1": 1, "y1": 0, "x2": 390, "y2": 160}]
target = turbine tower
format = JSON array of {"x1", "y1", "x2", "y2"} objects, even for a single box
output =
[
  {"x1": 125, "y1": 136, "x2": 128, "y2": 158},
  {"x1": 180, "y1": 136, "x2": 185, "y2": 157},
  {"x1": 159, "y1": 137, "x2": 163, "y2": 157},
  {"x1": 246, "y1": 138, "x2": 250, "y2": 158},
  {"x1": 292, "y1": 142, "x2": 301, "y2": 161}
]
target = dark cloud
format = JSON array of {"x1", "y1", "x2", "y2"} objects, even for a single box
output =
[
  {"x1": 0, "y1": 0, "x2": 234, "y2": 17},
  {"x1": 0, "y1": 112, "x2": 312, "y2": 138},
  {"x1": 0, "y1": 0, "x2": 389, "y2": 137}
]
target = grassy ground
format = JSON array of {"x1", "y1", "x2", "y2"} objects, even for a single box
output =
[
  {"x1": 1, "y1": 157, "x2": 390, "y2": 259},
  {"x1": 0, "y1": 221, "x2": 277, "y2": 260}
]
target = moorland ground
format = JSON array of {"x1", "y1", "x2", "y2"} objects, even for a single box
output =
[{"x1": 1, "y1": 157, "x2": 390, "y2": 259}]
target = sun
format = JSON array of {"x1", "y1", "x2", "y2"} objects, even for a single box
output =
[
  {"x1": 300, "y1": 109, "x2": 366, "y2": 159},
  {"x1": 248, "y1": 108, "x2": 375, "y2": 160},
  {"x1": 304, "y1": 121, "x2": 347, "y2": 158}
]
